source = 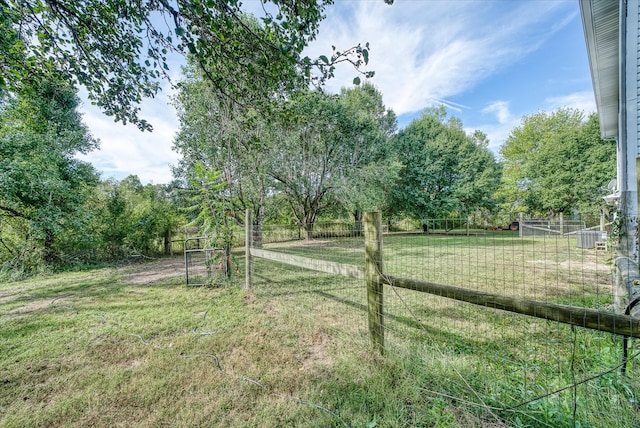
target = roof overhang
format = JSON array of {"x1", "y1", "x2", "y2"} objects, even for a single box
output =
[{"x1": 579, "y1": 0, "x2": 619, "y2": 140}]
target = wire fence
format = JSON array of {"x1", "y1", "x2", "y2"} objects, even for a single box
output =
[
  {"x1": 183, "y1": 237, "x2": 231, "y2": 286},
  {"x1": 380, "y1": 226, "x2": 638, "y2": 426},
  {"x1": 519, "y1": 219, "x2": 586, "y2": 237},
  {"x1": 240, "y1": 215, "x2": 640, "y2": 426},
  {"x1": 247, "y1": 221, "x2": 370, "y2": 391}
]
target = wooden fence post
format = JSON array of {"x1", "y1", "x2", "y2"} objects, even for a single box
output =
[
  {"x1": 245, "y1": 209, "x2": 252, "y2": 289},
  {"x1": 365, "y1": 211, "x2": 384, "y2": 355},
  {"x1": 519, "y1": 213, "x2": 524, "y2": 238}
]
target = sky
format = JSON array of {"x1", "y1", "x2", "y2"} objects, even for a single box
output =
[{"x1": 77, "y1": 0, "x2": 596, "y2": 185}]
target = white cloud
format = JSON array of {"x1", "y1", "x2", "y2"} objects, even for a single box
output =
[
  {"x1": 470, "y1": 101, "x2": 519, "y2": 152},
  {"x1": 545, "y1": 91, "x2": 597, "y2": 114},
  {"x1": 307, "y1": 0, "x2": 577, "y2": 116},
  {"x1": 482, "y1": 101, "x2": 513, "y2": 125},
  {"x1": 470, "y1": 89, "x2": 598, "y2": 154},
  {"x1": 76, "y1": 1, "x2": 585, "y2": 183},
  {"x1": 77, "y1": 80, "x2": 180, "y2": 184}
]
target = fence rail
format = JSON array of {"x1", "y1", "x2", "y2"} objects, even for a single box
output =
[
  {"x1": 250, "y1": 248, "x2": 364, "y2": 279},
  {"x1": 385, "y1": 274, "x2": 640, "y2": 338},
  {"x1": 245, "y1": 213, "x2": 640, "y2": 346}
]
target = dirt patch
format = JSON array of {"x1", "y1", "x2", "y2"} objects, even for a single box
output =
[
  {"x1": 0, "y1": 283, "x2": 46, "y2": 305},
  {"x1": 7, "y1": 299, "x2": 51, "y2": 315},
  {"x1": 0, "y1": 292, "x2": 31, "y2": 305},
  {"x1": 120, "y1": 257, "x2": 185, "y2": 285},
  {"x1": 302, "y1": 331, "x2": 333, "y2": 372}
]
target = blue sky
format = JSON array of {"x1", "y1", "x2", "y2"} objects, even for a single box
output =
[{"x1": 78, "y1": 0, "x2": 595, "y2": 184}]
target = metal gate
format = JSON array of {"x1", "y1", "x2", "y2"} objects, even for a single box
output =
[{"x1": 184, "y1": 237, "x2": 226, "y2": 286}]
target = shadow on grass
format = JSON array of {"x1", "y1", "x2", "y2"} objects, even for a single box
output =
[
  {"x1": 253, "y1": 270, "x2": 543, "y2": 364},
  {"x1": 0, "y1": 261, "x2": 186, "y2": 317}
]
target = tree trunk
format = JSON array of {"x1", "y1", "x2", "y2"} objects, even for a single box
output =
[
  {"x1": 252, "y1": 221, "x2": 263, "y2": 249},
  {"x1": 44, "y1": 228, "x2": 56, "y2": 263},
  {"x1": 252, "y1": 184, "x2": 266, "y2": 249},
  {"x1": 299, "y1": 200, "x2": 317, "y2": 241},
  {"x1": 303, "y1": 221, "x2": 314, "y2": 240},
  {"x1": 353, "y1": 210, "x2": 363, "y2": 236},
  {"x1": 163, "y1": 228, "x2": 171, "y2": 255}
]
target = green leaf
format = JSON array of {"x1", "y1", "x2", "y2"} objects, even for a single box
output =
[
  {"x1": 319, "y1": 55, "x2": 329, "y2": 64},
  {"x1": 353, "y1": 76, "x2": 361, "y2": 85}
]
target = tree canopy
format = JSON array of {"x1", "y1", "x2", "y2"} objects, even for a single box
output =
[
  {"x1": 499, "y1": 109, "x2": 615, "y2": 219},
  {"x1": 0, "y1": 78, "x2": 99, "y2": 267},
  {"x1": 172, "y1": 64, "x2": 399, "y2": 239},
  {"x1": 336, "y1": 82, "x2": 398, "y2": 227},
  {"x1": 2, "y1": 0, "x2": 388, "y2": 130},
  {"x1": 172, "y1": 60, "x2": 277, "y2": 249},
  {"x1": 388, "y1": 107, "x2": 502, "y2": 222}
]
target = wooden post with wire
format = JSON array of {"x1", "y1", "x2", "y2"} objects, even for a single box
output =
[
  {"x1": 365, "y1": 211, "x2": 384, "y2": 355},
  {"x1": 245, "y1": 209, "x2": 252, "y2": 289}
]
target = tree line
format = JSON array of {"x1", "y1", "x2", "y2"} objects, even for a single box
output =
[
  {"x1": 0, "y1": 0, "x2": 616, "y2": 276},
  {"x1": 0, "y1": 79, "x2": 184, "y2": 275},
  {"x1": 0, "y1": 73, "x2": 615, "y2": 276}
]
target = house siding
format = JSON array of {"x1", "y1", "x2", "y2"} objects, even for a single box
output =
[
  {"x1": 636, "y1": 0, "x2": 640, "y2": 152},
  {"x1": 627, "y1": 0, "x2": 640, "y2": 262},
  {"x1": 629, "y1": 0, "x2": 640, "y2": 187}
]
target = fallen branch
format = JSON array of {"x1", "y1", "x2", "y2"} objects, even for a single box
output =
[{"x1": 180, "y1": 353, "x2": 222, "y2": 370}]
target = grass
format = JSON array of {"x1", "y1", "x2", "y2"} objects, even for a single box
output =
[
  {"x1": 0, "y1": 258, "x2": 490, "y2": 427},
  {"x1": 1, "y1": 231, "x2": 639, "y2": 427},
  {"x1": 256, "y1": 232, "x2": 639, "y2": 426}
]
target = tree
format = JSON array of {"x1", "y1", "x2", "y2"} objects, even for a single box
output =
[
  {"x1": 174, "y1": 80, "x2": 397, "y2": 241},
  {"x1": 91, "y1": 179, "x2": 129, "y2": 259},
  {"x1": 336, "y1": 82, "x2": 398, "y2": 232},
  {"x1": 499, "y1": 109, "x2": 615, "y2": 219},
  {"x1": 268, "y1": 90, "x2": 355, "y2": 239},
  {"x1": 172, "y1": 61, "x2": 275, "y2": 247},
  {"x1": 0, "y1": 78, "x2": 99, "y2": 269},
  {"x1": 118, "y1": 176, "x2": 183, "y2": 256},
  {"x1": 183, "y1": 163, "x2": 237, "y2": 278},
  {"x1": 2, "y1": 0, "x2": 384, "y2": 130},
  {"x1": 388, "y1": 107, "x2": 501, "y2": 226},
  {"x1": 87, "y1": 176, "x2": 184, "y2": 260}
]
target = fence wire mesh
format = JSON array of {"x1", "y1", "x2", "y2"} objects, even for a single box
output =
[
  {"x1": 245, "y1": 219, "x2": 640, "y2": 426},
  {"x1": 518, "y1": 219, "x2": 587, "y2": 237},
  {"x1": 249, "y1": 222, "x2": 366, "y2": 339},
  {"x1": 184, "y1": 237, "x2": 228, "y2": 286},
  {"x1": 382, "y1": 229, "x2": 638, "y2": 427}
]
